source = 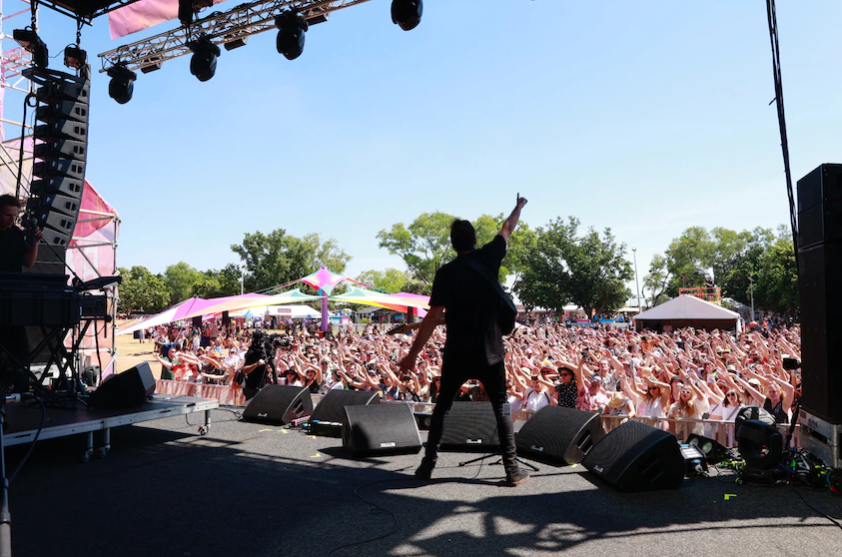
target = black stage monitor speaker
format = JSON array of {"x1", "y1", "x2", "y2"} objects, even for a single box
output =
[
  {"x1": 516, "y1": 406, "x2": 605, "y2": 465},
  {"x1": 242, "y1": 385, "x2": 313, "y2": 425},
  {"x1": 797, "y1": 163, "x2": 842, "y2": 423},
  {"x1": 342, "y1": 403, "x2": 422, "y2": 457},
  {"x1": 581, "y1": 420, "x2": 685, "y2": 492},
  {"x1": 440, "y1": 401, "x2": 500, "y2": 452},
  {"x1": 308, "y1": 390, "x2": 380, "y2": 436},
  {"x1": 88, "y1": 362, "x2": 156, "y2": 410}
]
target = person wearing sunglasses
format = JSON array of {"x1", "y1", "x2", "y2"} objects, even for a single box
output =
[
  {"x1": 553, "y1": 365, "x2": 579, "y2": 409},
  {"x1": 667, "y1": 382, "x2": 710, "y2": 441}
]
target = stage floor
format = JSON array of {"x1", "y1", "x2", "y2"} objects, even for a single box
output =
[{"x1": 7, "y1": 409, "x2": 840, "y2": 557}]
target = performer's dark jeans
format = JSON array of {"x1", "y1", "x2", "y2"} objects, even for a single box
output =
[{"x1": 425, "y1": 360, "x2": 518, "y2": 471}]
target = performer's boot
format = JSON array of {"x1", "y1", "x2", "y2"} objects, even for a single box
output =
[
  {"x1": 501, "y1": 426, "x2": 529, "y2": 486},
  {"x1": 415, "y1": 455, "x2": 437, "y2": 480}
]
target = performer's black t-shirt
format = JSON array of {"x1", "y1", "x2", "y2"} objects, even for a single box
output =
[
  {"x1": 0, "y1": 226, "x2": 26, "y2": 273},
  {"x1": 429, "y1": 235, "x2": 507, "y2": 366}
]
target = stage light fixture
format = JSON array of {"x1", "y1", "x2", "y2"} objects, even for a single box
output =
[
  {"x1": 223, "y1": 36, "x2": 248, "y2": 51},
  {"x1": 391, "y1": 0, "x2": 423, "y2": 31},
  {"x1": 13, "y1": 28, "x2": 49, "y2": 68},
  {"x1": 141, "y1": 58, "x2": 162, "y2": 74},
  {"x1": 64, "y1": 46, "x2": 87, "y2": 70},
  {"x1": 189, "y1": 37, "x2": 221, "y2": 82},
  {"x1": 107, "y1": 64, "x2": 137, "y2": 105},
  {"x1": 275, "y1": 12, "x2": 308, "y2": 61},
  {"x1": 178, "y1": 0, "x2": 195, "y2": 25}
]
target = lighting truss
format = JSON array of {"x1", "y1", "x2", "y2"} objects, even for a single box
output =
[{"x1": 98, "y1": 0, "x2": 374, "y2": 74}]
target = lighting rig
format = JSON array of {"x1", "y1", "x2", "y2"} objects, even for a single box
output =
[{"x1": 98, "y1": 0, "x2": 424, "y2": 102}]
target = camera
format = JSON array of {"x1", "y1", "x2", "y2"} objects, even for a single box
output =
[{"x1": 782, "y1": 356, "x2": 801, "y2": 370}]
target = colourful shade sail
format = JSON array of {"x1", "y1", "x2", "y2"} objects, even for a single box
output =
[{"x1": 329, "y1": 287, "x2": 430, "y2": 312}]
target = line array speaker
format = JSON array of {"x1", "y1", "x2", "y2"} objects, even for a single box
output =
[{"x1": 796, "y1": 163, "x2": 842, "y2": 423}]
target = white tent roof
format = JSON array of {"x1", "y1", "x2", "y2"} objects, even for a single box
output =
[{"x1": 635, "y1": 295, "x2": 740, "y2": 321}]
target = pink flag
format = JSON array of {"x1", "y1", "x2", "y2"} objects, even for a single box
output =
[
  {"x1": 71, "y1": 180, "x2": 118, "y2": 240},
  {"x1": 108, "y1": 0, "x2": 227, "y2": 40}
]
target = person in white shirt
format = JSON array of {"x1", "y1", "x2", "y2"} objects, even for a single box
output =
[
  {"x1": 522, "y1": 375, "x2": 553, "y2": 414},
  {"x1": 667, "y1": 382, "x2": 710, "y2": 441}
]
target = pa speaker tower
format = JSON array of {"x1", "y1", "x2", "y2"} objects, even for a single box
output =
[
  {"x1": 796, "y1": 163, "x2": 842, "y2": 423},
  {"x1": 24, "y1": 69, "x2": 90, "y2": 275}
]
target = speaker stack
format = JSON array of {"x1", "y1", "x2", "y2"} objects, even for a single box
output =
[
  {"x1": 242, "y1": 385, "x2": 313, "y2": 425},
  {"x1": 25, "y1": 70, "x2": 91, "y2": 275},
  {"x1": 796, "y1": 164, "x2": 842, "y2": 468}
]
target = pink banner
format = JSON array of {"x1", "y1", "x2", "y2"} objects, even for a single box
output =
[
  {"x1": 72, "y1": 180, "x2": 118, "y2": 240},
  {"x1": 108, "y1": 0, "x2": 227, "y2": 39}
]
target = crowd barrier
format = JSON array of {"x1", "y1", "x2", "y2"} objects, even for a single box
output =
[{"x1": 156, "y1": 380, "x2": 245, "y2": 406}]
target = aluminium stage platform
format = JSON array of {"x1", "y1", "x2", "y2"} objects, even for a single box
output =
[{"x1": 3, "y1": 394, "x2": 218, "y2": 462}]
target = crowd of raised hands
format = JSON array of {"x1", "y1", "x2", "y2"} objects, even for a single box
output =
[{"x1": 147, "y1": 317, "x2": 801, "y2": 442}]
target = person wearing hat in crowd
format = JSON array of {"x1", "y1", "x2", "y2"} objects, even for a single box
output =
[
  {"x1": 523, "y1": 372, "x2": 553, "y2": 414},
  {"x1": 578, "y1": 374, "x2": 609, "y2": 413},
  {"x1": 603, "y1": 391, "x2": 635, "y2": 431},
  {"x1": 553, "y1": 364, "x2": 579, "y2": 408}
]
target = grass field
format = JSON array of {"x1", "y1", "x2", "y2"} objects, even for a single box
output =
[{"x1": 114, "y1": 333, "x2": 161, "y2": 379}]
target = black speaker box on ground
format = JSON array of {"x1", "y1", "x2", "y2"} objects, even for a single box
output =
[
  {"x1": 440, "y1": 402, "x2": 500, "y2": 452},
  {"x1": 516, "y1": 406, "x2": 605, "y2": 465},
  {"x1": 342, "y1": 403, "x2": 422, "y2": 457},
  {"x1": 581, "y1": 420, "x2": 685, "y2": 492},
  {"x1": 685, "y1": 434, "x2": 730, "y2": 464},
  {"x1": 308, "y1": 390, "x2": 380, "y2": 436},
  {"x1": 88, "y1": 362, "x2": 156, "y2": 410},
  {"x1": 242, "y1": 385, "x2": 313, "y2": 425}
]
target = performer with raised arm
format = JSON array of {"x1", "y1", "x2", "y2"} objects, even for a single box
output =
[{"x1": 399, "y1": 194, "x2": 529, "y2": 486}]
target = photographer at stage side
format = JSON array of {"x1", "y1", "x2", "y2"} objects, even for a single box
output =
[
  {"x1": 0, "y1": 194, "x2": 42, "y2": 393},
  {"x1": 242, "y1": 329, "x2": 270, "y2": 401}
]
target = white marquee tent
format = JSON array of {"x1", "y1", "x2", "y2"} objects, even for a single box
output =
[{"x1": 634, "y1": 295, "x2": 742, "y2": 332}]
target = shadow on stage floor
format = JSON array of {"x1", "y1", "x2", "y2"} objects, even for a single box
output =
[{"x1": 5, "y1": 413, "x2": 840, "y2": 557}]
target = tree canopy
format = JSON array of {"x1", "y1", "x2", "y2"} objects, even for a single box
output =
[{"x1": 515, "y1": 217, "x2": 632, "y2": 316}]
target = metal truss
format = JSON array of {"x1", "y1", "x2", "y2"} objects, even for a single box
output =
[{"x1": 98, "y1": 0, "x2": 374, "y2": 74}]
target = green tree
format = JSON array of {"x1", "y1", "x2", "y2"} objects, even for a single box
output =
[
  {"x1": 118, "y1": 266, "x2": 171, "y2": 314},
  {"x1": 191, "y1": 266, "x2": 242, "y2": 299},
  {"x1": 516, "y1": 217, "x2": 633, "y2": 315},
  {"x1": 642, "y1": 254, "x2": 672, "y2": 308},
  {"x1": 710, "y1": 227, "x2": 774, "y2": 305},
  {"x1": 377, "y1": 212, "x2": 532, "y2": 294},
  {"x1": 754, "y1": 229, "x2": 798, "y2": 314},
  {"x1": 164, "y1": 262, "x2": 203, "y2": 305},
  {"x1": 664, "y1": 226, "x2": 715, "y2": 293},
  {"x1": 231, "y1": 229, "x2": 350, "y2": 292},
  {"x1": 355, "y1": 268, "x2": 412, "y2": 294}
]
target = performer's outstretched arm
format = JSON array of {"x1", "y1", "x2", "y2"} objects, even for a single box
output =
[{"x1": 399, "y1": 306, "x2": 445, "y2": 374}]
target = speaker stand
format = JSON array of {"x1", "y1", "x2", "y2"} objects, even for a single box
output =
[{"x1": 458, "y1": 454, "x2": 539, "y2": 472}]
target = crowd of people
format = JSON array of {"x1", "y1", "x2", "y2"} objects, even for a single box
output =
[{"x1": 144, "y1": 316, "x2": 801, "y2": 442}]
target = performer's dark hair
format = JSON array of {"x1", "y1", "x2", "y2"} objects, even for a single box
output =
[
  {"x1": 0, "y1": 194, "x2": 20, "y2": 209},
  {"x1": 450, "y1": 219, "x2": 476, "y2": 252}
]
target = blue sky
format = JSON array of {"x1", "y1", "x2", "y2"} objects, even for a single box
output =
[{"x1": 13, "y1": 0, "x2": 842, "y2": 286}]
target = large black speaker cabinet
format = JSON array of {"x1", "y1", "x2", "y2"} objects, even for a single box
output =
[
  {"x1": 516, "y1": 406, "x2": 605, "y2": 465},
  {"x1": 342, "y1": 403, "x2": 422, "y2": 457},
  {"x1": 440, "y1": 402, "x2": 500, "y2": 452},
  {"x1": 581, "y1": 420, "x2": 685, "y2": 492},
  {"x1": 242, "y1": 385, "x2": 313, "y2": 425},
  {"x1": 308, "y1": 390, "x2": 380, "y2": 436},
  {"x1": 88, "y1": 362, "x2": 156, "y2": 410},
  {"x1": 797, "y1": 163, "x2": 842, "y2": 423}
]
